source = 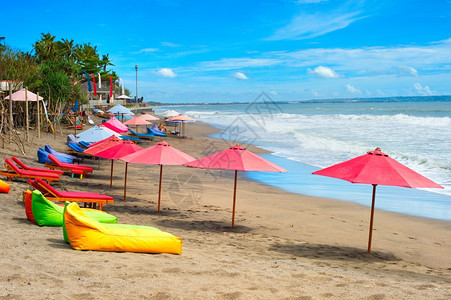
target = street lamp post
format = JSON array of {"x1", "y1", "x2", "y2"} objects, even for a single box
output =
[{"x1": 135, "y1": 65, "x2": 138, "y2": 103}]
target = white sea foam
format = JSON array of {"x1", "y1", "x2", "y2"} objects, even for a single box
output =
[{"x1": 155, "y1": 102, "x2": 451, "y2": 197}]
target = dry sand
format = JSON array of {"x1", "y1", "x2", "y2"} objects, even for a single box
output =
[{"x1": 0, "y1": 115, "x2": 450, "y2": 299}]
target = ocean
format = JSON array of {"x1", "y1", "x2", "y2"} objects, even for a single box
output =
[{"x1": 154, "y1": 97, "x2": 451, "y2": 221}]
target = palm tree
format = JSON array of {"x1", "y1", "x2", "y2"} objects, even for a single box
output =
[{"x1": 101, "y1": 54, "x2": 114, "y2": 72}]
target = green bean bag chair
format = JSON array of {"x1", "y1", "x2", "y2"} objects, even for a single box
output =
[{"x1": 31, "y1": 190, "x2": 117, "y2": 227}]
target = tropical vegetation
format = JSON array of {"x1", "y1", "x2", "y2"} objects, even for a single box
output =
[{"x1": 0, "y1": 33, "x2": 121, "y2": 113}]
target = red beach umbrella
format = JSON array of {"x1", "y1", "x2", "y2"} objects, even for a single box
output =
[
  {"x1": 120, "y1": 141, "x2": 196, "y2": 211},
  {"x1": 312, "y1": 147, "x2": 444, "y2": 253},
  {"x1": 184, "y1": 144, "x2": 287, "y2": 227},
  {"x1": 93, "y1": 141, "x2": 142, "y2": 190},
  {"x1": 83, "y1": 136, "x2": 122, "y2": 155}
]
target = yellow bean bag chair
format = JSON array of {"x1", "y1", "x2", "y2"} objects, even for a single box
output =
[{"x1": 64, "y1": 203, "x2": 182, "y2": 254}]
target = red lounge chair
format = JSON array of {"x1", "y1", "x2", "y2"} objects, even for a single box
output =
[
  {"x1": 45, "y1": 154, "x2": 93, "y2": 176},
  {"x1": 0, "y1": 158, "x2": 60, "y2": 183},
  {"x1": 28, "y1": 178, "x2": 114, "y2": 210},
  {"x1": 11, "y1": 156, "x2": 64, "y2": 176}
]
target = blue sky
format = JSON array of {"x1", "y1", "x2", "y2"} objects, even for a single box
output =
[{"x1": 2, "y1": 0, "x2": 451, "y2": 103}]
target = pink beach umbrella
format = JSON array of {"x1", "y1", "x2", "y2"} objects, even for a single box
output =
[
  {"x1": 139, "y1": 113, "x2": 159, "y2": 121},
  {"x1": 93, "y1": 141, "x2": 142, "y2": 190},
  {"x1": 104, "y1": 116, "x2": 129, "y2": 133},
  {"x1": 167, "y1": 114, "x2": 196, "y2": 137},
  {"x1": 312, "y1": 147, "x2": 444, "y2": 253},
  {"x1": 121, "y1": 141, "x2": 195, "y2": 211},
  {"x1": 184, "y1": 144, "x2": 287, "y2": 227},
  {"x1": 4, "y1": 88, "x2": 43, "y2": 101},
  {"x1": 123, "y1": 116, "x2": 151, "y2": 133}
]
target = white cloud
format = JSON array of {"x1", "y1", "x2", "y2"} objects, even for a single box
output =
[
  {"x1": 157, "y1": 68, "x2": 177, "y2": 78},
  {"x1": 346, "y1": 84, "x2": 361, "y2": 95},
  {"x1": 161, "y1": 42, "x2": 180, "y2": 47},
  {"x1": 398, "y1": 65, "x2": 418, "y2": 76},
  {"x1": 296, "y1": 0, "x2": 328, "y2": 3},
  {"x1": 139, "y1": 48, "x2": 159, "y2": 53},
  {"x1": 308, "y1": 66, "x2": 340, "y2": 78},
  {"x1": 267, "y1": 10, "x2": 366, "y2": 40},
  {"x1": 200, "y1": 58, "x2": 281, "y2": 71},
  {"x1": 233, "y1": 72, "x2": 249, "y2": 80},
  {"x1": 413, "y1": 83, "x2": 434, "y2": 96}
]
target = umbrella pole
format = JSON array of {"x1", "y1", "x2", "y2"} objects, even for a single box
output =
[
  {"x1": 124, "y1": 162, "x2": 128, "y2": 200},
  {"x1": 367, "y1": 184, "x2": 377, "y2": 254},
  {"x1": 232, "y1": 170, "x2": 238, "y2": 227},
  {"x1": 110, "y1": 160, "x2": 114, "y2": 188},
  {"x1": 158, "y1": 165, "x2": 163, "y2": 212}
]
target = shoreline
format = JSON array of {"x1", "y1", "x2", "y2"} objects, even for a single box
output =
[
  {"x1": 178, "y1": 115, "x2": 451, "y2": 223},
  {"x1": 0, "y1": 116, "x2": 450, "y2": 298}
]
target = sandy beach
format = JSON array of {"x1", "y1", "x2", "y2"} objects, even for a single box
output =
[{"x1": 0, "y1": 115, "x2": 450, "y2": 299}]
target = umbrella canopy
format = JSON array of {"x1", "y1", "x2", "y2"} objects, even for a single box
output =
[
  {"x1": 312, "y1": 148, "x2": 444, "y2": 253},
  {"x1": 124, "y1": 116, "x2": 151, "y2": 133},
  {"x1": 76, "y1": 126, "x2": 119, "y2": 143},
  {"x1": 167, "y1": 114, "x2": 195, "y2": 122},
  {"x1": 139, "y1": 113, "x2": 160, "y2": 121},
  {"x1": 4, "y1": 88, "x2": 43, "y2": 101},
  {"x1": 103, "y1": 122, "x2": 125, "y2": 134},
  {"x1": 124, "y1": 116, "x2": 151, "y2": 126},
  {"x1": 121, "y1": 141, "x2": 196, "y2": 211},
  {"x1": 162, "y1": 109, "x2": 180, "y2": 117},
  {"x1": 116, "y1": 94, "x2": 131, "y2": 100},
  {"x1": 93, "y1": 141, "x2": 143, "y2": 189},
  {"x1": 104, "y1": 116, "x2": 129, "y2": 132},
  {"x1": 185, "y1": 144, "x2": 287, "y2": 226},
  {"x1": 107, "y1": 104, "x2": 134, "y2": 115},
  {"x1": 83, "y1": 136, "x2": 123, "y2": 155},
  {"x1": 167, "y1": 114, "x2": 196, "y2": 137}
]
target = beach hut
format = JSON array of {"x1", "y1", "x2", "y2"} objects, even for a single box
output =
[{"x1": 3, "y1": 88, "x2": 44, "y2": 140}]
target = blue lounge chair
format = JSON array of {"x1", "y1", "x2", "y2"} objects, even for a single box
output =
[
  {"x1": 128, "y1": 128, "x2": 154, "y2": 140},
  {"x1": 119, "y1": 136, "x2": 142, "y2": 143},
  {"x1": 78, "y1": 141, "x2": 91, "y2": 148},
  {"x1": 147, "y1": 125, "x2": 167, "y2": 137},
  {"x1": 45, "y1": 145, "x2": 79, "y2": 162},
  {"x1": 67, "y1": 143, "x2": 86, "y2": 153},
  {"x1": 38, "y1": 148, "x2": 73, "y2": 164}
]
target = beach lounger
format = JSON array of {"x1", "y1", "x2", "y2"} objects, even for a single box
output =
[
  {"x1": 37, "y1": 147, "x2": 74, "y2": 164},
  {"x1": 119, "y1": 135, "x2": 142, "y2": 143},
  {"x1": 147, "y1": 125, "x2": 167, "y2": 137},
  {"x1": 11, "y1": 156, "x2": 64, "y2": 176},
  {"x1": 67, "y1": 134, "x2": 78, "y2": 145},
  {"x1": 45, "y1": 154, "x2": 93, "y2": 176},
  {"x1": 28, "y1": 178, "x2": 114, "y2": 210},
  {"x1": 0, "y1": 158, "x2": 60, "y2": 183},
  {"x1": 79, "y1": 141, "x2": 91, "y2": 148},
  {"x1": 45, "y1": 144, "x2": 79, "y2": 162},
  {"x1": 128, "y1": 128, "x2": 155, "y2": 140}
]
